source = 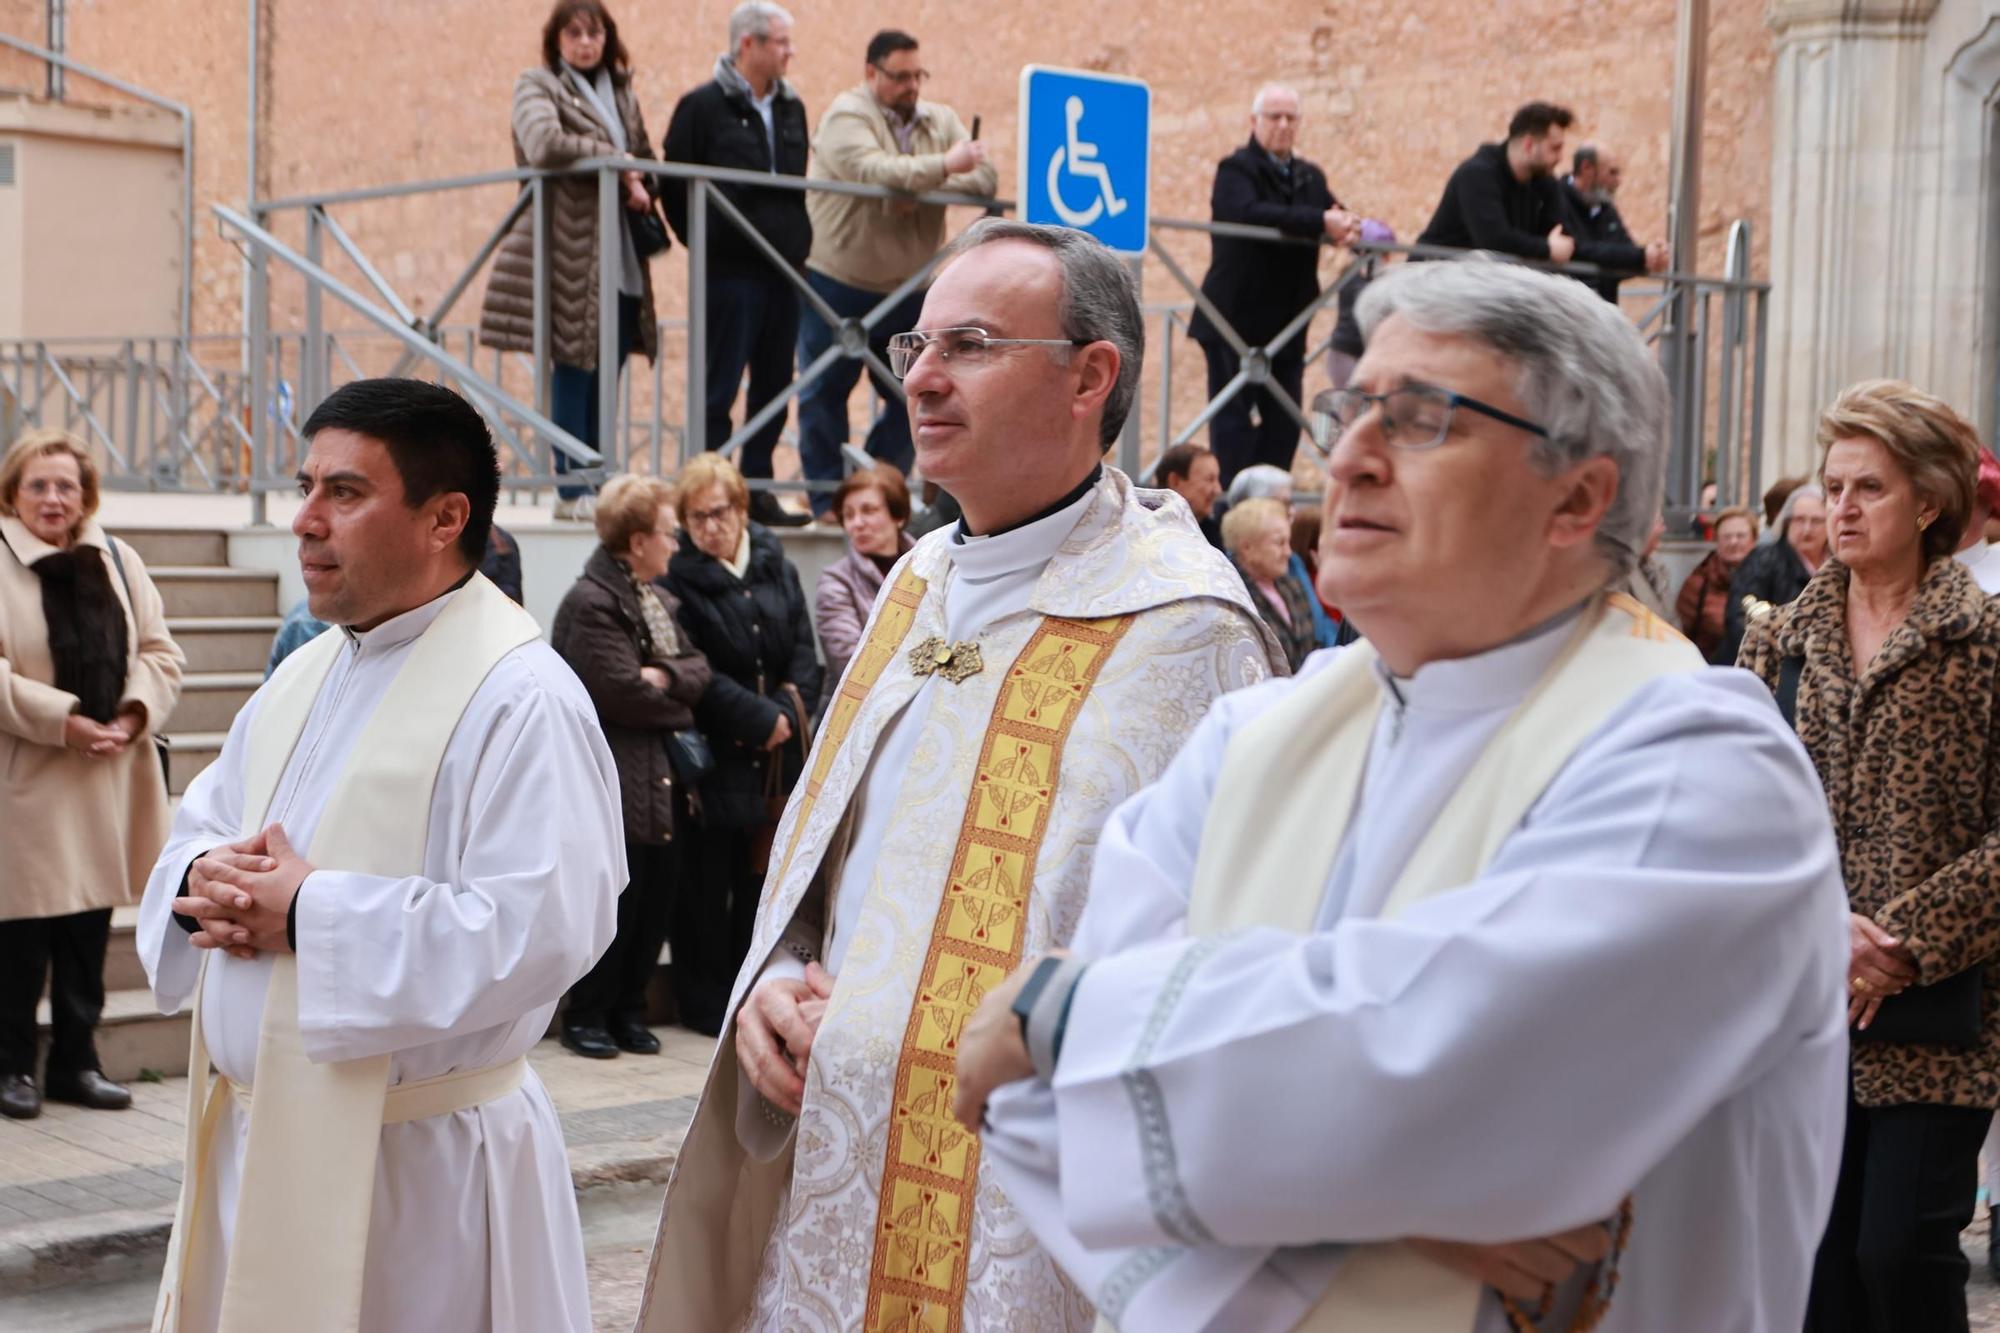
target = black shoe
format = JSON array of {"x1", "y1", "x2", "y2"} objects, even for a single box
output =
[
  {"x1": 610, "y1": 1020, "x2": 661, "y2": 1054},
  {"x1": 44, "y1": 1069, "x2": 131, "y2": 1111},
  {"x1": 0, "y1": 1073, "x2": 40, "y2": 1120},
  {"x1": 749, "y1": 491, "x2": 811, "y2": 528},
  {"x1": 561, "y1": 1025, "x2": 620, "y2": 1059}
]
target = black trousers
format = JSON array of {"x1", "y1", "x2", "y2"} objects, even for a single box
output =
[
  {"x1": 564, "y1": 841, "x2": 677, "y2": 1031},
  {"x1": 703, "y1": 269, "x2": 801, "y2": 480},
  {"x1": 1201, "y1": 336, "x2": 1306, "y2": 490},
  {"x1": 0, "y1": 908, "x2": 111, "y2": 1078},
  {"x1": 1804, "y1": 1090, "x2": 1990, "y2": 1332},
  {"x1": 670, "y1": 824, "x2": 760, "y2": 1036}
]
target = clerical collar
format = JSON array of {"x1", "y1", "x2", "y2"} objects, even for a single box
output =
[
  {"x1": 339, "y1": 568, "x2": 478, "y2": 653},
  {"x1": 1377, "y1": 598, "x2": 1590, "y2": 715},
  {"x1": 948, "y1": 468, "x2": 1101, "y2": 584},
  {"x1": 955, "y1": 464, "x2": 1102, "y2": 542}
]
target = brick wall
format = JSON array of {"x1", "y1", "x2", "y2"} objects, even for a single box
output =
[{"x1": 14, "y1": 0, "x2": 1775, "y2": 468}]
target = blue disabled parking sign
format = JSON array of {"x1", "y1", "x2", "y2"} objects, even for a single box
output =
[{"x1": 1019, "y1": 66, "x2": 1150, "y2": 255}]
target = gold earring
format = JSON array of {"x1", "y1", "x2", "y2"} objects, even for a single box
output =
[{"x1": 1919, "y1": 514, "x2": 1933, "y2": 531}]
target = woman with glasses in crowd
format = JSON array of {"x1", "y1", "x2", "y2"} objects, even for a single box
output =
[
  {"x1": 0, "y1": 431, "x2": 182, "y2": 1120},
  {"x1": 663, "y1": 454, "x2": 820, "y2": 1035}
]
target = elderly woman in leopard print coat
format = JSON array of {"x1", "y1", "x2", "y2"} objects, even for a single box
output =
[{"x1": 1739, "y1": 379, "x2": 2000, "y2": 1333}]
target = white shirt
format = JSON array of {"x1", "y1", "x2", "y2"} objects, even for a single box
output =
[
  {"x1": 137, "y1": 587, "x2": 626, "y2": 1333},
  {"x1": 984, "y1": 622, "x2": 1850, "y2": 1333},
  {"x1": 750, "y1": 86, "x2": 777, "y2": 165},
  {"x1": 1957, "y1": 537, "x2": 2000, "y2": 595}
]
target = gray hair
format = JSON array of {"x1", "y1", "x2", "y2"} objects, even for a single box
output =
[
  {"x1": 1226, "y1": 464, "x2": 1294, "y2": 507},
  {"x1": 1762, "y1": 482, "x2": 1824, "y2": 547},
  {"x1": 935, "y1": 218, "x2": 1142, "y2": 447},
  {"x1": 728, "y1": 1, "x2": 791, "y2": 48},
  {"x1": 1251, "y1": 84, "x2": 1300, "y2": 117},
  {"x1": 1353, "y1": 258, "x2": 1668, "y2": 577}
]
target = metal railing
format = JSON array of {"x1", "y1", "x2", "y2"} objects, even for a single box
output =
[{"x1": 0, "y1": 152, "x2": 1770, "y2": 525}]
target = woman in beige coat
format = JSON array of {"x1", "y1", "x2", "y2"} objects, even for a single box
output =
[
  {"x1": 0, "y1": 430, "x2": 182, "y2": 1119},
  {"x1": 477, "y1": 0, "x2": 662, "y2": 520}
]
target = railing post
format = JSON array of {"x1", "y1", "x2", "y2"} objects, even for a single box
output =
[
  {"x1": 1155, "y1": 309, "x2": 1176, "y2": 465},
  {"x1": 247, "y1": 206, "x2": 271, "y2": 526},
  {"x1": 304, "y1": 207, "x2": 325, "y2": 413},
  {"x1": 597, "y1": 164, "x2": 620, "y2": 485},
  {"x1": 122, "y1": 340, "x2": 140, "y2": 482},
  {"x1": 531, "y1": 176, "x2": 551, "y2": 432},
  {"x1": 1116, "y1": 253, "x2": 1144, "y2": 480},
  {"x1": 685, "y1": 179, "x2": 708, "y2": 461}
]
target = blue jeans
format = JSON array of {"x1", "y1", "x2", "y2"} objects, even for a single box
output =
[
  {"x1": 703, "y1": 269, "x2": 799, "y2": 481},
  {"x1": 795, "y1": 270, "x2": 920, "y2": 514},
  {"x1": 550, "y1": 293, "x2": 641, "y2": 499}
]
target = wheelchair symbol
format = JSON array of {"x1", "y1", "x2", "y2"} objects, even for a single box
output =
[{"x1": 1044, "y1": 95, "x2": 1129, "y2": 228}]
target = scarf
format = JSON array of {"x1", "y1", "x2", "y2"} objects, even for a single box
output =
[
  {"x1": 712, "y1": 52, "x2": 794, "y2": 106},
  {"x1": 625, "y1": 561, "x2": 686, "y2": 661},
  {"x1": 32, "y1": 546, "x2": 129, "y2": 723},
  {"x1": 563, "y1": 62, "x2": 644, "y2": 298}
]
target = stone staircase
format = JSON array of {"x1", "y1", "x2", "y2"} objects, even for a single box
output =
[{"x1": 36, "y1": 527, "x2": 277, "y2": 1081}]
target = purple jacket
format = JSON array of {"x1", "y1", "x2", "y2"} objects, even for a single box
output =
[{"x1": 814, "y1": 535, "x2": 914, "y2": 684}]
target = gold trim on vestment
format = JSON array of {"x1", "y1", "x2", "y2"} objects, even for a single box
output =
[
  {"x1": 862, "y1": 613, "x2": 1137, "y2": 1333},
  {"x1": 771, "y1": 567, "x2": 928, "y2": 889}
]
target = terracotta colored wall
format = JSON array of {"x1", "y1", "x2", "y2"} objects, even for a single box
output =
[{"x1": 9, "y1": 0, "x2": 1776, "y2": 465}]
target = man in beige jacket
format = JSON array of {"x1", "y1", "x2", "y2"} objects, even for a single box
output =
[{"x1": 796, "y1": 28, "x2": 997, "y2": 517}]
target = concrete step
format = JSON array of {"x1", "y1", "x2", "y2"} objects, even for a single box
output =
[
  {"x1": 103, "y1": 527, "x2": 228, "y2": 568},
  {"x1": 37, "y1": 989, "x2": 188, "y2": 1082},
  {"x1": 162, "y1": 732, "x2": 224, "y2": 796},
  {"x1": 147, "y1": 567, "x2": 278, "y2": 620},
  {"x1": 166, "y1": 617, "x2": 279, "y2": 674},
  {"x1": 161, "y1": 672, "x2": 260, "y2": 735},
  {"x1": 103, "y1": 908, "x2": 145, "y2": 995}
]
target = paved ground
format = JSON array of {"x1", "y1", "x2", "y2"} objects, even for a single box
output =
[{"x1": 0, "y1": 1028, "x2": 715, "y2": 1326}]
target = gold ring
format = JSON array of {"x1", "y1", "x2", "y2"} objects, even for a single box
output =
[{"x1": 1852, "y1": 976, "x2": 1870, "y2": 994}]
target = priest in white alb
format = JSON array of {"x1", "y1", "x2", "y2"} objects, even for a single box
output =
[
  {"x1": 634, "y1": 219, "x2": 1283, "y2": 1331},
  {"x1": 954, "y1": 259, "x2": 1853, "y2": 1332},
  {"x1": 137, "y1": 378, "x2": 624, "y2": 1333}
]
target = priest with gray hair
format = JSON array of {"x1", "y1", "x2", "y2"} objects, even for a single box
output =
[{"x1": 954, "y1": 257, "x2": 1850, "y2": 1331}]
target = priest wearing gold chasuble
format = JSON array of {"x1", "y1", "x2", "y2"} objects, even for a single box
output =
[
  {"x1": 136, "y1": 380, "x2": 625, "y2": 1333},
  {"x1": 635, "y1": 220, "x2": 1285, "y2": 1332},
  {"x1": 956, "y1": 260, "x2": 1853, "y2": 1332}
]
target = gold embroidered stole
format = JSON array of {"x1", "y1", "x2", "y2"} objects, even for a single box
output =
[
  {"x1": 1177, "y1": 592, "x2": 1698, "y2": 1333},
  {"x1": 153, "y1": 575, "x2": 539, "y2": 1333},
  {"x1": 864, "y1": 613, "x2": 1137, "y2": 1333}
]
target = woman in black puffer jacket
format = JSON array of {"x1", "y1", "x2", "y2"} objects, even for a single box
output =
[{"x1": 663, "y1": 455, "x2": 821, "y2": 1034}]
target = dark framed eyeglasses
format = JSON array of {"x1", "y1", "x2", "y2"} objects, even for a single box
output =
[
  {"x1": 887, "y1": 327, "x2": 1092, "y2": 378},
  {"x1": 1307, "y1": 385, "x2": 1551, "y2": 454},
  {"x1": 872, "y1": 65, "x2": 931, "y2": 86}
]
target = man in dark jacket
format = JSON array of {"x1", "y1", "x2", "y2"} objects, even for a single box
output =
[
  {"x1": 1559, "y1": 143, "x2": 1669, "y2": 302},
  {"x1": 1415, "y1": 101, "x2": 1575, "y2": 265},
  {"x1": 1189, "y1": 83, "x2": 1356, "y2": 487},
  {"x1": 662, "y1": 1, "x2": 812, "y2": 527}
]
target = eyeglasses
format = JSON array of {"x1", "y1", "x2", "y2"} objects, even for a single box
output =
[
  {"x1": 1308, "y1": 385, "x2": 1550, "y2": 454},
  {"x1": 872, "y1": 65, "x2": 930, "y2": 85},
  {"x1": 686, "y1": 504, "x2": 737, "y2": 527},
  {"x1": 887, "y1": 327, "x2": 1092, "y2": 378},
  {"x1": 21, "y1": 478, "x2": 82, "y2": 500}
]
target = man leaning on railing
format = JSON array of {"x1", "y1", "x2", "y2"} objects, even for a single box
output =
[
  {"x1": 663, "y1": 0, "x2": 812, "y2": 527},
  {"x1": 795, "y1": 27, "x2": 996, "y2": 520}
]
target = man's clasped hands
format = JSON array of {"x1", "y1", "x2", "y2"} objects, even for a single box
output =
[{"x1": 172, "y1": 822, "x2": 315, "y2": 959}]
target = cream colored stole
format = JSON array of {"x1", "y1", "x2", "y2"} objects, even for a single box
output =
[
  {"x1": 152, "y1": 575, "x2": 539, "y2": 1333},
  {"x1": 1161, "y1": 593, "x2": 1699, "y2": 1333}
]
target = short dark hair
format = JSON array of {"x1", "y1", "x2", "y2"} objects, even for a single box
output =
[
  {"x1": 1507, "y1": 101, "x2": 1574, "y2": 141},
  {"x1": 541, "y1": 0, "x2": 632, "y2": 84},
  {"x1": 866, "y1": 29, "x2": 918, "y2": 66},
  {"x1": 1156, "y1": 443, "x2": 1212, "y2": 485},
  {"x1": 1572, "y1": 143, "x2": 1600, "y2": 173},
  {"x1": 301, "y1": 379, "x2": 501, "y2": 564}
]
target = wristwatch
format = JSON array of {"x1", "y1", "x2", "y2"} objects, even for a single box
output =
[{"x1": 1010, "y1": 955, "x2": 1065, "y2": 1045}]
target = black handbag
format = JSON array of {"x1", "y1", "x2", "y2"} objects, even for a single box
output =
[
  {"x1": 103, "y1": 537, "x2": 172, "y2": 786},
  {"x1": 1776, "y1": 655, "x2": 1986, "y2": 1047},
  {"x1": 665, "y1": 728, "x2": 714, "y2": 786},
  {"x1": 630, "y1": 200, "x2": 671, "y2": 259}
]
